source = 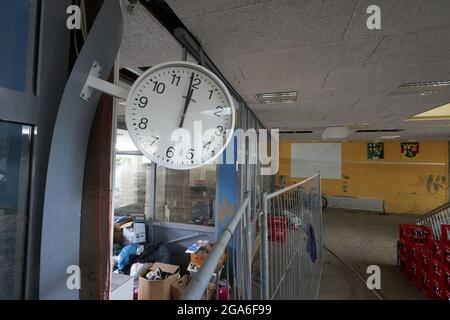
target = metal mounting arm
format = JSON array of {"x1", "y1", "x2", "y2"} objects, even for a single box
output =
[{"x1": 80, "y1": 61, "x2": 129, "y2": 101}]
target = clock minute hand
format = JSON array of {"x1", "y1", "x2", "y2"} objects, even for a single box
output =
[{"x1": 179, "y1": 72, "x2": 195, "y2": 128}]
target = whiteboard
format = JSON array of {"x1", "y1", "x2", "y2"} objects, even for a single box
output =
[{"x1": 291, "y1": 143, "x2": 342, "y2": 179}]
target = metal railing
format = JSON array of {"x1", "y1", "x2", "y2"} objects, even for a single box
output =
[
  {"x1": 416, "y1": 202, "x2": 450, "y2": 239},
  {"x1": 182, "y1": 174, "x2": 323, "y2": 300},
  {"x1": 260, "y1": 173, "x2": 323, "y2": 299},
  {"x1": 182, "y1": 193, "x2": 252, "y2": 300}
]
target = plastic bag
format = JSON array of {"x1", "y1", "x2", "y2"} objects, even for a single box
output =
[
  {"x1": 130, "y1": 262, "x2": 152, "y2": 278},
  {"x1": 117, "y1": 243, "x2": 138, "y2": 271}
]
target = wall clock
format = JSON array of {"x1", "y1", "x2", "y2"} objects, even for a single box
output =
[{"x1": 125, "y1": 61, "x2": 235, "y2": 170}]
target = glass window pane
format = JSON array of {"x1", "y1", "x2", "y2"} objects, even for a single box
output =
[
  {"x1": 0, "y1": 0, "x2": 36, "y2": 92},
  {"x1": 114, "y1": 154, "x2": 152, "y2": 218},
  {"x1": 155, "y1": 165, "x2": 216, "y2": 226},
  {"x1": 0, "y1": 121, "x2": 31, "y2": 299}
]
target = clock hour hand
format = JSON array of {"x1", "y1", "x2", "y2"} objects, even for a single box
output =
[{"x1": 179, "y1": 72, "x2": 195, "y2": 128}]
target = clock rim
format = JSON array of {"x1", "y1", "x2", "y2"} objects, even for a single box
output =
[{"x1": 124, "y1": 60, "x2": 236, "y2": 170}]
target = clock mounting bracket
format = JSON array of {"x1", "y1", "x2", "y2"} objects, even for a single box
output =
[{"x1": 80, "y1": 61, "x2": 129, "y2": 102}]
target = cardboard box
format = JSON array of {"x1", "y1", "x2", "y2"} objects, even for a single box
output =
[
  {"x1": 171, "y1": 274, "x2": 190, "y2": 300},
  {"x1": 138, "y1": 262, "x2": 180, "y2": 300},
  {"x1": 113, "y1": 229, "x2": 122, "y2": 244},
  {"x1": 190, "y1": 243, "x2": 225, "y2": 268},
  {"x1": 113, "y1": 217, "x2": 133, "y2": 244},
  {"x1": 171, "y1": 275, "x2": 216, "y2": 300}
]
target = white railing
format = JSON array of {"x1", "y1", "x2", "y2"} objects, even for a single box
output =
[
  {"x1": 260, "y1": 173, "x2": 323, "y2": 300},
  {"x1": 182, "y1": 173, "x2": 323, "y2": 300},
  {"x1": 416, "y1": 202, "x2": 450, "y2": 239}
]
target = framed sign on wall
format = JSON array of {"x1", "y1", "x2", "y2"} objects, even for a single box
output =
[
  {"x1": 368, "y1": 142, "x2": 384, "y2": 160},
  {"x1": 401, "y1": 142, "x2": 419, "y2": 160}
]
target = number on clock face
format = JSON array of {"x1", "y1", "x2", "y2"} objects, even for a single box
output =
[{"x1": 125, "y1": 61, "x2": 235, "y2": 170}]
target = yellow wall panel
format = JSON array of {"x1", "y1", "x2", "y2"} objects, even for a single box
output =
[{"x1": 278, "y1": 141, "x2": 448, "y2": 214}]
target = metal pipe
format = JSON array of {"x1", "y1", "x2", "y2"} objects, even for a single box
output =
[
  {"x1": 164, "y1": 232, "x2": 201, "y2": 244},
  {"x1": 182, "y1": 196, "x2": 250, "y2": 300},
  {"x1": 267, "y1": 173, "x2": 320, "y2": 200}
]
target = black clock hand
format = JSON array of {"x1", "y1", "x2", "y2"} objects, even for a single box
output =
[{"x1": 179, "y1": 72, "x2": 195, "y2": 128}]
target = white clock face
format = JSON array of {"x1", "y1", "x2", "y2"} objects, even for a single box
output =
[{"x1": 125, "y1": 61, "x2": 235, "y2": 170}]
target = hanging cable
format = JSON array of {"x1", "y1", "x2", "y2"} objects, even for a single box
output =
[{"x1": 80, "y1": 0, "x2": 88, "y2": 40}]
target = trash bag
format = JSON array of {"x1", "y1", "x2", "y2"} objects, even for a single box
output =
[
  {"x1": 117, "y1": 243, "x2": 138, "y2": 271},
  {"x1": 133, "y1": 242, "x2": 171, "y2": 264},
  {"x1": 130, "y1": 262, "x2": 152, "y2": 278}
]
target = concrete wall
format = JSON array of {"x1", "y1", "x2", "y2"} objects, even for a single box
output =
[{"x1": 278, "y1": 141, "x2": 448, "y2": 215}]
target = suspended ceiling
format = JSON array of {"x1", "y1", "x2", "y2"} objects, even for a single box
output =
[{"x1": 121, "y1": 0, "x2": 450, "y2": 141}]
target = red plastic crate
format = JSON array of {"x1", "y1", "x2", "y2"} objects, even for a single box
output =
[
  {"x1": 420, "y1": 249, "x2": 432, "y2": 273},
  {"x1": 431, "y1": 240, "x2": 442, "y2": 262},
  {"x1": 267, "y1": 214, "x2": 288, "y2": 243},
  {"x1": 442, "y1": 225, "x2": 450, "y2": 244},
  {"x1": 444, "y1": 246, "x2": 450, "y2": 270},
  {"x1": 442, "y1": 225, "x2": 450, "y2": 270},
  {"x1": 410, "y1": 262, "x2": 420, "y2": 286},
  {"x1": 419, "y1": 270, "x2": 431, "y2": 294},
  {"x1": 411, "y1": 245, "x2": 424, "y2": 265},
  {"x1": 431, "y1": 260, "x2": 444, "y2": 283},
  {"x1": 444, "y1": 270, "x2": 450, "y2": 292},
  {"x1": 430, "y1": 280, "x2": 444, "y2": 300},
  {"x1": 411, "y1": 225, "x2": 433, "y2": 246},
  {"x1": 400, "y1": 224, "x2": 416, "y2": 244}
]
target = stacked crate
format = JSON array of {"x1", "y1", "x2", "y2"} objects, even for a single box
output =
[
  {"x1": 399, "y1": 224, "x2": 449, "y2": 300},
  {"x1": 268, "y1": 214, "x2": 288, "y2": 243}
]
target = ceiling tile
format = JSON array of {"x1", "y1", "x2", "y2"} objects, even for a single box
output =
[
  {"x1": 166, "y1": 0, "x2": 268, "y2": 18},
  {"x1": 234, "y1": 37, "x2": 381, "y2": 77},
  {"x1": 120, "y1": 2, "x2": 183, "y2": 68},
  {"x1": 343, "y1": 0, "x2": 450, "y2": 40},
  {"x1": 177, "y1": 0, "x2": 359, "y2": 58},
  {"x1": 365, "y1": 29, "x2": 450, "y2": 67}
]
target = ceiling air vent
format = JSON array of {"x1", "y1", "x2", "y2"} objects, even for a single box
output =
[
  {"x1": 355, "y1": 129, "x2": 404, "y2": 133},
  {"x1": 255, "y1": 91, "x2": 298, "y2": 104},
  {"x1": 389, "y1": 80, "x2": 450, "y2": 96}
]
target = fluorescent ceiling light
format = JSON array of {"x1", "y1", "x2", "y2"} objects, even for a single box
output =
[
  {"x1": 389, "y1": 90, "x2": 439, "y2": 96},
  {"x1": 389, "y1": 80, "x2": 450, "y2": 97},
  {"x1": 399, "y1": 80, "x2": 450, "y2": 88},
  {"x1": 255, "y1": 91, "x2": 298, "y2": 104},
  {"x1": 405, "y1": 102, "x2": 450, "y2": 121}
]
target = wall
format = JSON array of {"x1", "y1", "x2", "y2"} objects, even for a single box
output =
[{"x1": 279, "y1": 141, "x2": 448, "y2": 215}]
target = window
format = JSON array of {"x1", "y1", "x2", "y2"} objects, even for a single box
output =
[
  {"x1": 155, "y1": 165, "x2": 216, "y2": 226},
  {"x1": 0, "y1": 0, "x2": 37, "y2": 92},
  {"x1": 0, "y1": 121, "x2": 32, "y2": 299},
  {"x1": 114, "y1": 128, "x2": 152, "y2": 218},
  {"x1": 114, "y1": 154, "x2": 152, "y2": 217}
]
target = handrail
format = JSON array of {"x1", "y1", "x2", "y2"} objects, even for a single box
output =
[
  {"x1": 181, "y1": 194, "x2": 251, "y2": 300},
  {"x1": 416, "y1": 201, "x2": 450, "y2": 240},
  {"x1": 416, "y1": 201, "x2": 450, "y2": 223},
  {"x1": 267, "y1": 173, "x2": 320, "y2": 200}
]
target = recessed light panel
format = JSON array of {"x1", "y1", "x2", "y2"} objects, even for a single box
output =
[
  {"x1": 255, "y1": 91, "x2": 298, "y2": 104},
  {"x1": 389, "y1": 80, "x2": 450, "y2": 96}
]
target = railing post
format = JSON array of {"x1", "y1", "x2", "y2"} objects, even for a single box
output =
[{"x1": 260, "y1": 192, "x2": 270, "y2": 300}]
